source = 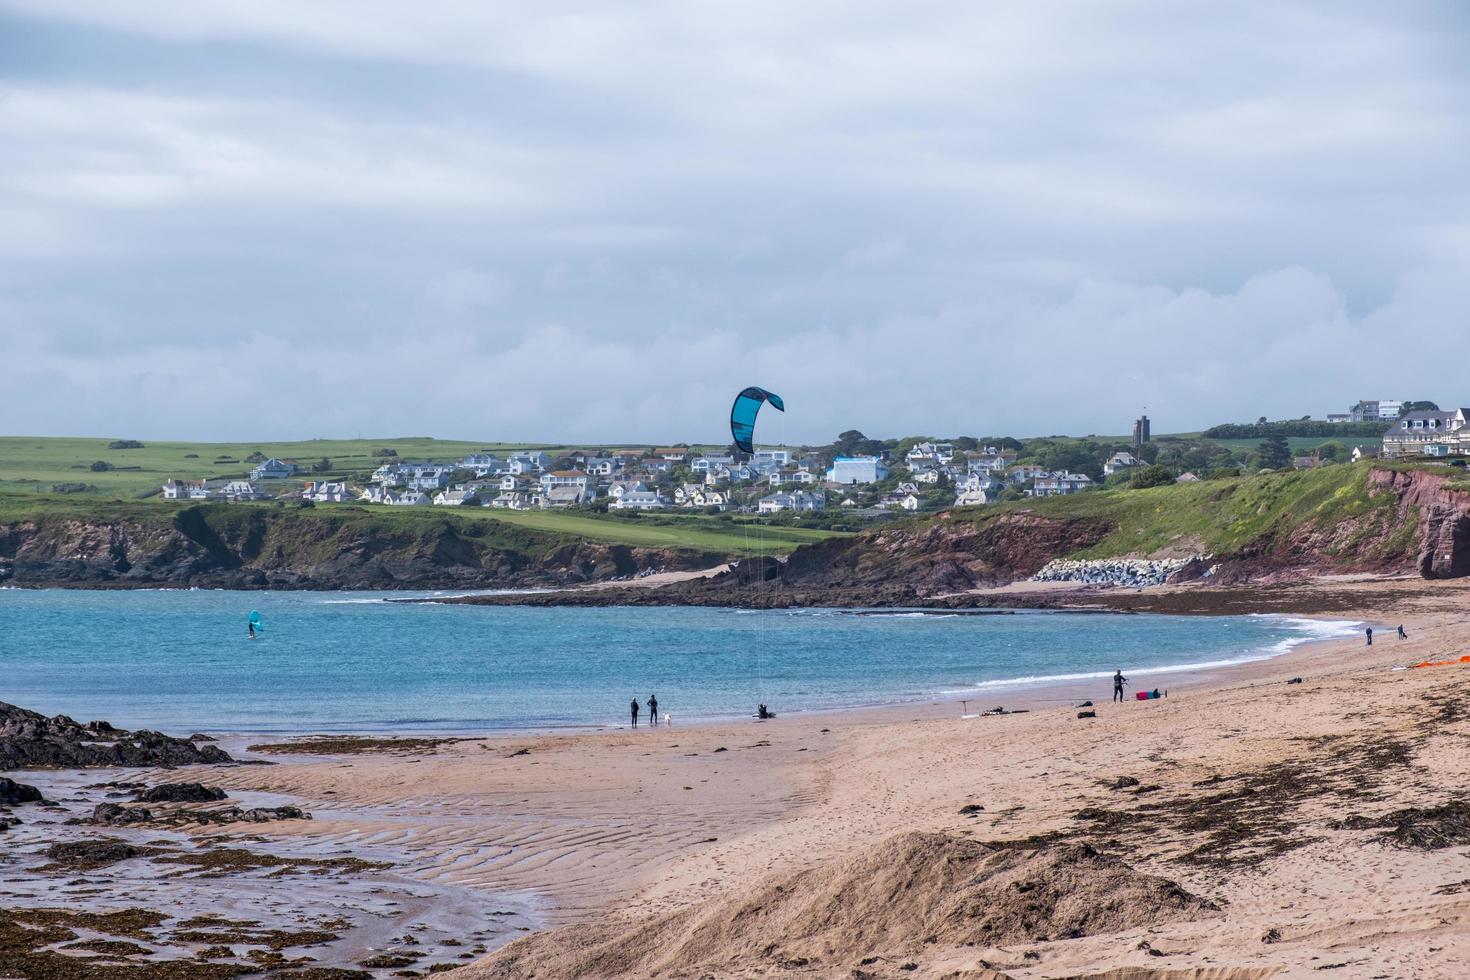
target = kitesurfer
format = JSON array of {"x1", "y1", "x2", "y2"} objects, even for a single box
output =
[
  {"x1": 630, "y1": 697, "x2": 640, "y2": 728},
  {"x1": 1113, "y1": 669, "x2": 1128, "y2": 703}
]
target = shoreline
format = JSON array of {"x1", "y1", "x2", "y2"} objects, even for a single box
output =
[
  {"x1": 5, "y1": 577, "x2": 1465, "y2": 977},
  {"x1": 2, "y1": 603, "x2": 1361, "y2": 741}
]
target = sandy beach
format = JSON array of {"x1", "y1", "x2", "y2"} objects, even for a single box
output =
[{"x1": 6, "y1": 577, "x2": 1470, "y2": 978}]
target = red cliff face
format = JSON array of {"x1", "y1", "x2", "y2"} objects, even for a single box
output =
[{"x1": 1366, "y1": 467, "x2": 1470, "y2": 578}]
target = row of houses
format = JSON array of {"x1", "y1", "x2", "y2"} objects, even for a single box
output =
[{"x1": 1380, "y1": 408, "x2": 1470, "y2": 458}]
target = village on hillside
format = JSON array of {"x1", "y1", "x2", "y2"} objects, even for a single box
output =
[{"x1": 156, "y1": 398, "x2": 1462, "y2": 517}]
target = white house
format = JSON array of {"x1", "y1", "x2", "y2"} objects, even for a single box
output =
[
  {"x1": 536, "y1": 486, "x2": 590, "y2": 508},
  {"x1": 433, "y1": 489, "x2": 478, "y2": 506},
  {"x1": 753, "y1": 448, "x2": 792, "y2": 467},
  {"x1": 827, "y1": 455, "x2": 888, "y2": 485},
  {"x1": 608, "y1": 480, "x2": 648, "y2": 501},
  {"x1": 681, "y1": 488, "x2": 728, "y2": 510},
  {"x1": 1103, "y1": 451, "x2": 1141, "y2": 476},
  {"x1": 692, "y1": 455, "x2": 735, "y2": 473},
  {"x1": 405, "y1": 465, "x2": 454, "y2": 491},
  {"x1": 539, "y1": 470, "x2": 590, "y2": 491},
  {"x1": 163, "y1": 478, "x2": 226, "y2": 500},
  {"x1": 217, "y1": 480, "x2": 269, "y2": 501},
  {"x1": 1008, "y1": 464, "x2": 1048, "y2": 485},
  {"x1": 586, "y1": 457, "x2": 623, "y2": 477},
  {"x1": 1032, "y1": 472, "x2": 1093, "y2": 497},
  {"x1": 506, "y1": 452, "x2": 552, "y2": 475},
  {"x1": 250, "y1": 458, "x2": 298, "y2": 480},
  {"x1": 880, "y1": 492, "x2": 921, "y2": 511},
  {"x1": 906, "y1": 442, "x2": 954, "y2": 466},
  {"x1": 610, "y1": 490, "x2": 670, "y2": 511},
  {"x1": 303, "y1": 480, "x2": 351, "y2": 503},
  {"x1": 954, "y1": 487, "x2": 999, "y2": 506},
  {"x1": 389, "y1": 490, "x2": 431, "y2": 506},
  {"x1": 758, "y1": 490, "x2": 827, "y2": 514},
  {"x1": 460, "y1": 453, "x2": 505, "y2": 475},
  {"x1": 488, "y1": 491, "x2": 536, "y2": 510}
]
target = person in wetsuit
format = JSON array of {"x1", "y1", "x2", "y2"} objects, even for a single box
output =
[
  {"x1": 647, "y1": 694, "x2": 659, "y2": 727},
  {"x1": 1113, "y1": 669, "x2": 1128, "y2": 703},
  {"x1": 630, "y1": 697, "x2": 640, "y2": 728}
]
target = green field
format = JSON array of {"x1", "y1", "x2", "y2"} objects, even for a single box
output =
[
  {"x1": 0, "y1": 436, "x2": 645, "y2": 498},
  {"x1": 1206, "y1": 435, "x2": 1380, "y2": 455}
]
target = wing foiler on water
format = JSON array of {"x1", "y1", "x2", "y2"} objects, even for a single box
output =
[{"x1": 730, "y1": 386, "x2": 784, "y2": 455}]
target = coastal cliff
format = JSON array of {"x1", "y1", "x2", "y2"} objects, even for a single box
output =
[
  {"x1": 4, "y1": 464, "x2": 1469, "y2": 597},
  {"x1": 0, "y1": 505, "x2": 712, "y2": 590},
  {"x1": 764, "y1": 464, "x2": 1463, "y2": 598},
  {"x1": 444, "y1": 463, "x2": 1470, "y2": 609}
]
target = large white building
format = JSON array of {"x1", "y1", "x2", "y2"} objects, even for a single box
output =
[
  {"x1": 1350, "y1": 399, "x2": 1404, "y2": 422},
  {"x1": 758, "y1": 490, "x2": 826, "y2": 514},
  {"x1": 826, "y1": 455, "x2": 888, "y2": 485}
]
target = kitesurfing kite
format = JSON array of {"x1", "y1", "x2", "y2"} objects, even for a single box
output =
[{"x1": 730, "y1": 386, "x2": 784, "y2": 455}]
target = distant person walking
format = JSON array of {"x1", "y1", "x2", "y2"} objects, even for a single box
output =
[
  {"x1": 1365, "y1": 627, "x2": 1373, "y2": 647},
  {"x1": 647, "y1": 694, "x2": 659, "y2": 727},
  {"x1": 1397, "y1": 625, "x2": 1408, "y2": 640},
  {"x1": 630, "y1": 697, "x2": 640, "y2": 728},
  {"x1": 1113, "y1": 669, "x2": 1128, "y2": 703}
]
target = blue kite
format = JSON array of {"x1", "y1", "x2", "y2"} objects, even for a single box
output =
[{"x1": 730, "y1": 387, "x2": 784, "y2": 455}]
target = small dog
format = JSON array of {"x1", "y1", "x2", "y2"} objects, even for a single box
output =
[{"x1": 663, "y1": 712, "x2": 672, "y2": 727}]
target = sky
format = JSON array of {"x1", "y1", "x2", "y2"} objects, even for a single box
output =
[{"x1": 2, "y1": 2, "x2": 1468, "y2": 445}]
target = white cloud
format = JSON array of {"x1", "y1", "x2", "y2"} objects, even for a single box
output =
[{"x1": 0, "y1": 2, "x2": 1467, "y2": 440}]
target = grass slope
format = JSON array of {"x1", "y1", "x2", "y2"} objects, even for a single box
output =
[{"x1": 946, "y1": 462, "x2": 1413, "y2": 562}]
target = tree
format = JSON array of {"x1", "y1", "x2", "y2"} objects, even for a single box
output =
[
  {"x1": 1401, "y1": 400, "x2": 1439, "y2": 413},
  {"x1": 1256, "y1": 434, "x2": 1292, "y2": 470},
  {"x1": 1317, "y1": 441, "x2": 1345, "y2": 462},
  {"x1": 1129, "y1": 464, "x2": 1176, "y2": 489},
  {"x1": 89, "y1": 460, "x2": 113, "y2": 472},
  {"x1": 311, "y1": 457, "x2": 333, "y2": 473},
  {"x1": 372, "y1": 447, "x2": 399, "y2": 458}
]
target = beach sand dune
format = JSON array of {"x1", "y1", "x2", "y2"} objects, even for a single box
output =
[{"x1": 469, "y1": 832, "x2": 1213, "y2": 979}]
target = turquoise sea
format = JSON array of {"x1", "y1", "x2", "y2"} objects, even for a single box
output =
[{"x1": 0, "y1": 589, "x2": 1359, "y2": 734}]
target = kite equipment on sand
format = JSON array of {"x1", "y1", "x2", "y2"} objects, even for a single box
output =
[{"x1": 730, "y1": 387, "x2": 784, "y2": 455}]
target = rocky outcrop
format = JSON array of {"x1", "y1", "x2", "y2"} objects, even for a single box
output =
[
  {"x1": 91, "y1": 801, "x2": 308, "y2": 827},
  {"x1": 134, "y1": 782, "x2": 227, "y2": 804},
  {"x1": 0, "y1": 507, "x2": 716, "y2": 590},
  {"x1": 0, "y1": 776, "x2": 45, "y2": 805},
  {"x1": 1033, "y1": 556, "x2": 1209, "y2": 588},
  {"x1": 0, "y1": 701, "x2": 233, "y2": 770}
]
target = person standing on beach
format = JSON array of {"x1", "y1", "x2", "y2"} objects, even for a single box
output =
[
  {"x1": 630, "y1": 697, "x2": 640, "y2": 728},
  {"x1": 1113, "y1": 669, "x2": 1128, "y2": 703},
  {"x1": 647, "y1": 694, "x2": 659, "y2": 727},
  {"x1": 1397, "y1": 625, "x2": 1408, "y2": 640},
  {"x1": 1366, "y1": 627, "x2": 1373, "y2": 646}
]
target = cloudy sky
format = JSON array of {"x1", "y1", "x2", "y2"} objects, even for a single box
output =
[{"x1": 2, "y1": 2, "x2": 1468, "y2": 444}]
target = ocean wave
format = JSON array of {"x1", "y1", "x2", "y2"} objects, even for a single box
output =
[{"x1": 940, "y1": 617, "x2": 1361, "y2": 694}]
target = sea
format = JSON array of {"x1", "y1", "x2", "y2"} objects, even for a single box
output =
[{"x1": 0, "y1": 589, "x2": 1360, "y2": 734}]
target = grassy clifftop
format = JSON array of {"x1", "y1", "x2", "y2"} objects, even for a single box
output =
[{"x1": 943, "y1": 462, "x2": 1415, "y2": 563}]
